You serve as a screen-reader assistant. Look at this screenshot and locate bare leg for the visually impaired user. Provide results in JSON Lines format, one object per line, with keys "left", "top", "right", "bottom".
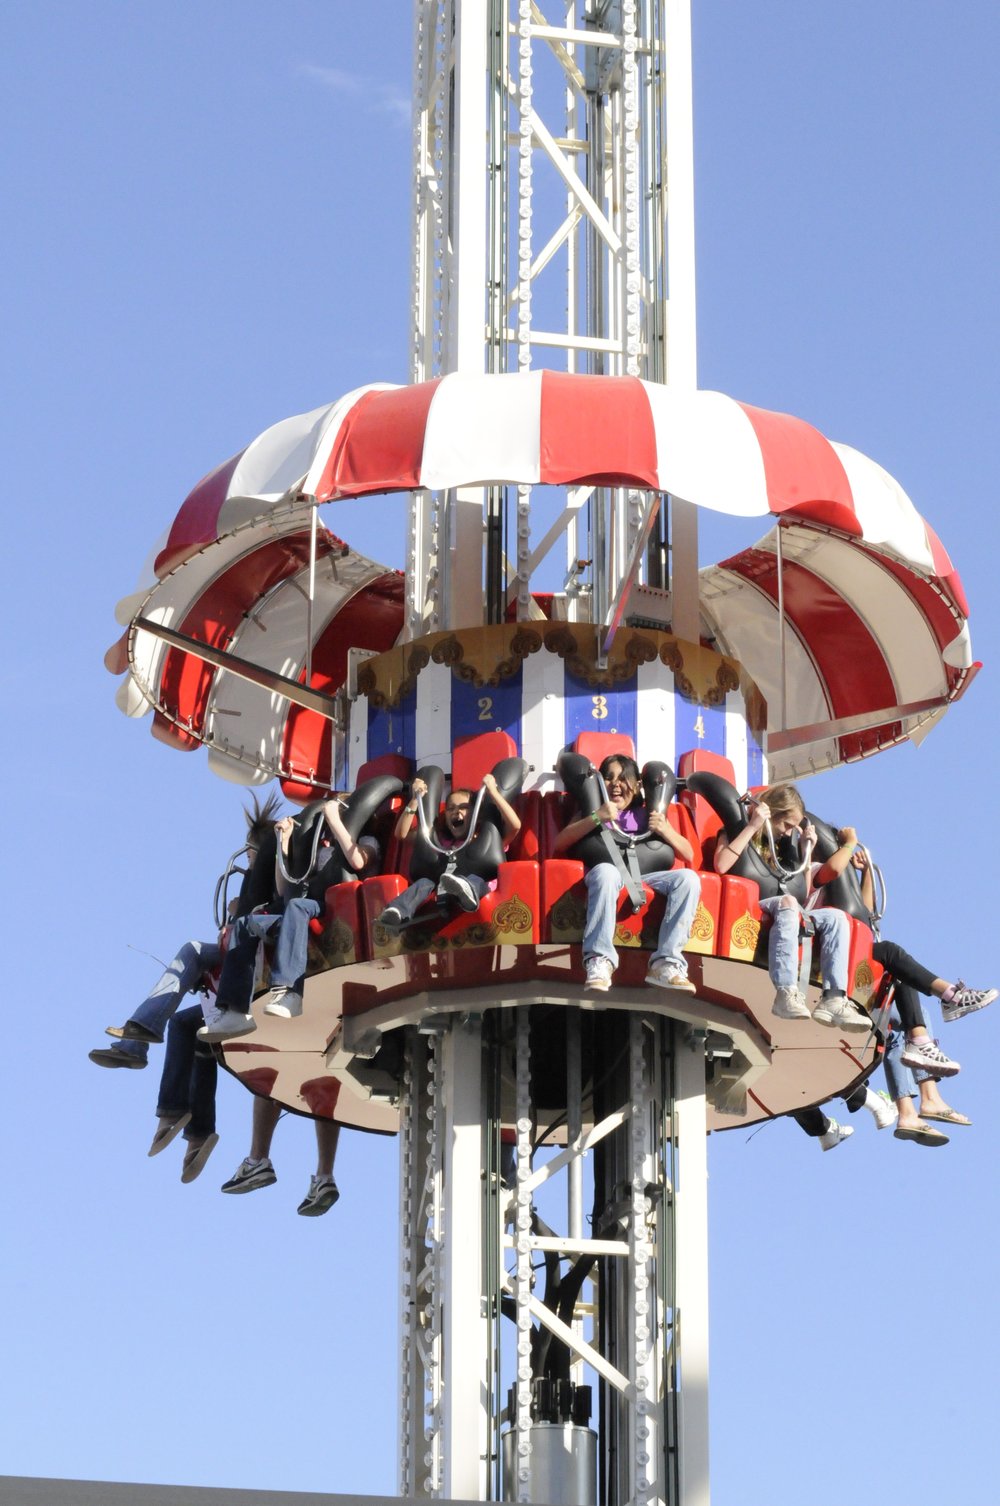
{"left": 315, "top": 1119, "right": 340, "bottom": 1178}
{"left": 249, "top": 1096, "right": 282, "bottom": 1161}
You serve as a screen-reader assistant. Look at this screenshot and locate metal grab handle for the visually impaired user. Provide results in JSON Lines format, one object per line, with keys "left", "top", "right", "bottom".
{"left": 214, "top": 845, "right": 253, "bottom": 931}
{"left": 415, "top": 783, "right": 487, "bottom": 856}
{"left": 592, "top": 770, "right": 657, "bottom": 845}
{"left": 275, "top": 811, "right": 328, "bottom": 887}
{"left": 762, "top": 820, "right": 815, "bottom": 879}
{"left": 856, "top": 842, "right": 887, "bottom": 933}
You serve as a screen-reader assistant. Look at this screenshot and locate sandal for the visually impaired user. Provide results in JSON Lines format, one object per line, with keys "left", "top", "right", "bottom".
{"left": 894, "top": 1122, "right": 949, "bottom": 1147}
{"left": 920, "top": 1108, "right": 972, "bottom": 1127}
{"left": 148, "top": 1112, "right": 192, "bottom": 1157}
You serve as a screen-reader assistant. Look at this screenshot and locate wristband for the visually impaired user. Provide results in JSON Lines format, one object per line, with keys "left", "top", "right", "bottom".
{"left": 590, "top": 811, "right": 602, "bottom": 827}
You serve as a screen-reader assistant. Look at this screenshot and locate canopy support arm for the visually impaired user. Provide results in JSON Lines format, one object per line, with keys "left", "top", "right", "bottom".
{"left": 133, "top": 617, "right": 340, "bottom": 719}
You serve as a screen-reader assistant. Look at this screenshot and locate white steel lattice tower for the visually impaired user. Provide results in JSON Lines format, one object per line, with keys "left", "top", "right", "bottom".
{"left": 398, "top": 6, "right": 711, "bottom": 1504}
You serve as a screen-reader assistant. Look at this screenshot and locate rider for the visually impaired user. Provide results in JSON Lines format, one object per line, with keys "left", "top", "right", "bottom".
{"left": 554, "top": 752, "right": 701, "bottom": 994}
{"left": 713, "top": 784, "right": 869, "bottom": 1029}
{"left": 377, "top": 772, "right": 521, "bottom": 932}
{"left": 201, "top": 796, "right": 379, "bottom": 1041}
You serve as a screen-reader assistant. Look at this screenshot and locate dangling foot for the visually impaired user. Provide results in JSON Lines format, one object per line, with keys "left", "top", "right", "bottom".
{"left": 180, "top": 1133, "right": 220, "bottom": 1183}
{"left": 297, "top": 1175, "right": 340, "bottom": 1216}
{"left": 148, "top": 1112, "right": 192, "bottom": 1156}
{"left": 819, "top": 1119, "right": 853, "bottom": 1152}
{"left": 900, "top": 1037, "right": 960, "bottom": 1078}
{"left": 772, "top": 986, "right": 810, "bottom": 1020}
{"left": 584, "top": 956, "right": 614, "bottom": 993}
{"left": 940, "top": 983, "right": 997, "bottom": 1024}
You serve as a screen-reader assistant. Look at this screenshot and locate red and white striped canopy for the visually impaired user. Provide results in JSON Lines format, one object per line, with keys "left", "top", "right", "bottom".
{"left": 108, "top": 372, "right": 976, "bottom": 787}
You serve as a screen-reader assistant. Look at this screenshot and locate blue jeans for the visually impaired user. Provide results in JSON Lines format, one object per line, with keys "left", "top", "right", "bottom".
{"left": 759, "top": 897, "right": 848, "bottom": 993}
{"left": 883, "top": 998, "right": 933, "bottom": 1101}
{"left": 215, "top": 897, "right": 321, "bottom": 1012}
{"left": 114, "top": 939, "right": 222, "bottom": 1063}
{"left": 391, "top": 874, "right": 488, "bottom": 919}
{"left": 155, "top": 1004, "right": 218, "bottom": 1139}
{"left": 582, "top": 864, "right": 701, "bottom": 976}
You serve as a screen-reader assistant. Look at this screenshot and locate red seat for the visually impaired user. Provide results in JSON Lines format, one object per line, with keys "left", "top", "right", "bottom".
{"left": 452, "top": 729, "right": 518, "bottom": 791}
{"left": 573, "top": 731, "right": 636, "bottom": 767}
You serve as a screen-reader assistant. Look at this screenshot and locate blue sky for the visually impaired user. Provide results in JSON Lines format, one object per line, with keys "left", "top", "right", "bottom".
{"left": 2, "top": 3, "right": 998, "bottom": 1502}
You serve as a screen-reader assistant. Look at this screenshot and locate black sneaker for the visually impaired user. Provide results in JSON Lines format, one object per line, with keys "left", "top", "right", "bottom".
{"left": 89, "top": 1045, "right": 146, "bottom": 1069}
{"left": 220, "top": 1156, "right": 277, "bottom": 1194}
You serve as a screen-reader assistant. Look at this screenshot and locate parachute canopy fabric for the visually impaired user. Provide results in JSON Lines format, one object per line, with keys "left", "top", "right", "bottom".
{"left": 108, "top": 372, "right": 975, "bottom": 788}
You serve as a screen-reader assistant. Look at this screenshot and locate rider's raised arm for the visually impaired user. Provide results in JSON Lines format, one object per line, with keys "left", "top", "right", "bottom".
{"left": 714, "top": 799, "right": 767, "bottom": 875}
{"left": 482, "top": 771, "right": 521, "bottom": 844}
{"left": 553, "top": 799, "right": 617, "bottom": 855}
{"left": 322, "top": 798, "right": 367, "bottom": 873}
{"left": 813, "top": 826, "right": 858, "bottom": 888}
{"left": 394, "top": 776, "right": 428, "bottom": 842}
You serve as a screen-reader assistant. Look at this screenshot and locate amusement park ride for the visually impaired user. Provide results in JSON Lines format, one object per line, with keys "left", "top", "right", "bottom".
{"left": 104, "top": 5, "right": 976, "bottom": 1505}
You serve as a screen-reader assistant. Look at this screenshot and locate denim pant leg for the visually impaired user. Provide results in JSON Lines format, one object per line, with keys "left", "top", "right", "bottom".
{"left": 582, "top": 864, "right": 624, "bottom": 967}
{"left": 646, "top": 869, "right": 701, "bottom": 975}
{"left": 188, "top": 1038, "right": 218, "bottom": 1140}
{"left": 883, "top": 998, "right": 932, "bottom": 1101}
{"left": 125, "top": 939, "right": 223, "bottom": 1057}
{"left": 760, "top": 897, "right": 799, "bottom": 988}
{"left": 215, "top": 912, "right": 280, "bottom": 1011}
{"left": 156, "top": 1005, "right": 201, "bottom": 1117}
{"left": 883, "top": 1027, "right": 916, "bottom": 1101}
{"left": 393, "top": 877, "right": 436, "bottom": 921}
{"left": 809, "top": 907, "right": 849, "bottom": 994}
{"left": 271, "top": 898, "right": 321, "bottom": 991}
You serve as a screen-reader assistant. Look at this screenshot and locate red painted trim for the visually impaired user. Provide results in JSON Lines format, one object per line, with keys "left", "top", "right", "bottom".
{"left": 737, "top": 403, "right": 860, "bottom": 535}
{"left": 921, "top": 516, "right": 970, "bottom": 619}
{"left": 719, "top": 549, "right": 898, "bottom": 761}
{"left": 314, "top": 380, "right": 443, "bottom": 500}
{"left": 154, "top": 449, "right": 246, "bottom": 577}
{"left": 540, "top": 372, "right": 659, "bottom": 488}
{"left": 158, "top": 531, "right": 335, "bottom": 736}
{"left": 280, "top": 573, "right": 404, "bottom": 798}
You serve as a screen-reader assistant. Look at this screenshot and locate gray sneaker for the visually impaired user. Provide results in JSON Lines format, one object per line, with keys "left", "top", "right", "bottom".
{"left": 941, "top": 984, "right": 997, "bottom": 1024}
{"left": 812, "top": 994, "right": 872, "bottom": 1032}
{"left": 262, "top": 987, "right": 303, "bottom": 1019}
{"left": 197, "top": 1010, "right": 257, "bottom": 1043}
{"left": 438, "top": 872, "right": 479, "bottom": 912}
{"left": 772, "top": 986, "right": 810, "bottom": 1020}
{"left": 220, "top": 1156, "right": 277, "bottom": 1194}
{"left": 900, "top": 1037, "right": 960, "bottom": 1078}
{"left": 584, "top": 956, "right": 614, "bottom": 992}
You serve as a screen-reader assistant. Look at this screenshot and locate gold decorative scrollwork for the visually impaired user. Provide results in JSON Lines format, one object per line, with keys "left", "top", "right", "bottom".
{"left": 493, "top": 895, "right": 533, "bottom": 936}
{"left": 312, "top": 918, "right": 356, "bottom": 967}
{"left": 550, "top": 891, "right": 587, "bottom": 936}
{"left": 691, "top": 903, "right": 715, "bottom": 943}
{"left": 730, "top": 911, "right": 761, "bottom": 955}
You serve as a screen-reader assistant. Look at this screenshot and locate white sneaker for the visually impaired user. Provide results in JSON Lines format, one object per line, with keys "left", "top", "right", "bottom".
{"left": 262, "top": 987, "right": 303, "bottom": 1019}
{"left": 584, "top": 956, "right": 614, "bottom": 992}
{"left": 812, "top": 994, "right": 872, "bottom": 1032}
{"left": 900, "top": 1037, "right": 960, "bottom": 1078}
{"left": 772, "top": 986, "right": 810, "bottom": 1020}
{"left": 870, "top": 1090, "right": 899, "bottom": 1131}
{"left": 819, "top": 1119, "right": 854, "bottom": 1152}
{"left": 646, "top": 960, "right": 696, "bottom": 993}
{"left": 197, "top": 1010, "right": 257, "bottom": 1043}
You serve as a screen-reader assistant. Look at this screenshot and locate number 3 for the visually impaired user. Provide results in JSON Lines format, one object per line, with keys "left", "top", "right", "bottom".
{"left": 592, "top": 694, "right": 608, "bottom": 721}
